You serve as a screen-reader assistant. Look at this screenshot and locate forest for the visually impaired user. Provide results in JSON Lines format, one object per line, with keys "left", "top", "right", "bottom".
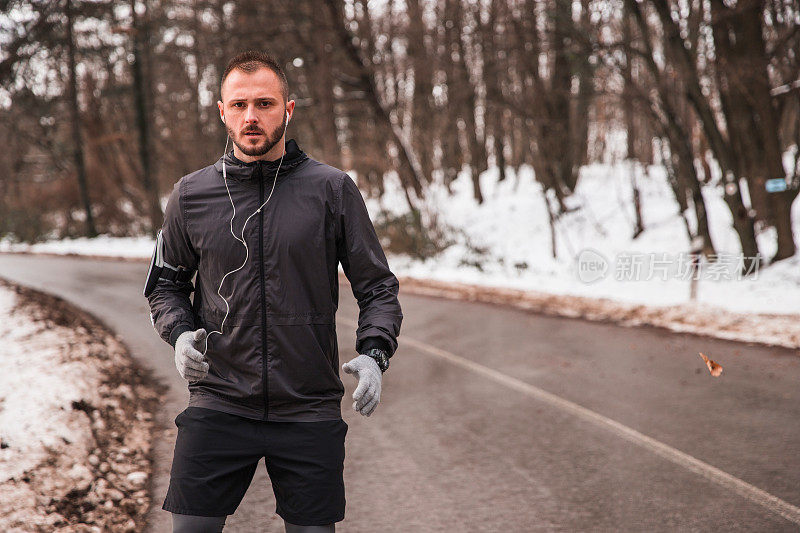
{"left": 1, "top": 0, "right": 799, "bottom": 271}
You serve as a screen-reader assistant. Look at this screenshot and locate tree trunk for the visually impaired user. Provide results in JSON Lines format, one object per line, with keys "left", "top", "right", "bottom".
{"left": 647, "top": 0, "right": 758, "bottom": 271}
{"left": 626, "top": 0, "right": 716, "bottom": 256}
{"left": 481, "top": 0, "right": 508, "bottom": 182}
{"left": 407, "top": 0, "right": 435, "bottom": 183}
{"left": 709, "top": 0, "right": 797, "bottom": 261}
{"left": 65, "top": 0, "right": 97, "bottom": 237}
{"left": 550, "top": 0, "right": 577, "bottom": 192}
{"left": 622, "top": 9, "right": 644, "bottom": 238}
{"left": 130, "top": 0, "right": 162, "bottom": 235}
{"left": 452, "top": 0, "right": 486, "bottom": 203}
{"left": 309, "top": 4, "right": 342, "bottom": 169}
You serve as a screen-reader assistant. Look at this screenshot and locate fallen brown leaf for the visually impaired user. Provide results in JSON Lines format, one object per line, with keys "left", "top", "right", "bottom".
{"left": 699, "top": 352, "right": 723, "bottom": 377}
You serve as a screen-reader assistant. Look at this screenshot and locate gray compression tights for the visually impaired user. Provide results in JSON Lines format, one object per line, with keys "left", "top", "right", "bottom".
{"left": 172, "top": 513, "right": 226, "bottom": 532}
{"left": 284, "top": 521, "right": 335, "bottom": 532}
{"left": 171, "top": 513, "right": 334, "bottom": 532}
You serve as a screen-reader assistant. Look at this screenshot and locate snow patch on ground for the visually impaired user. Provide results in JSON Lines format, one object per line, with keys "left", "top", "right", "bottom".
{"left": 0, "top": 281, "right": 161, "bottom": 532}
{"left": 0, "top": 235, "right": 155, "bottom": 259}
{"left": 0, "top": 288, "right": 99, "bottom": 483}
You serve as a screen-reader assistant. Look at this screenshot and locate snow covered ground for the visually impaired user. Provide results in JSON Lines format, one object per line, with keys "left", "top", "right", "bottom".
{"left": 0, "top": 281, "right": 159, "bottom": 531}
{"left": 3, "top": 160, "right": 798, "bottom": 317}
{"left": 0, "top": 286, "right": 100, "bottom": 492}
{"left": 376, "top": 160, "right": 800, "bottom": 316}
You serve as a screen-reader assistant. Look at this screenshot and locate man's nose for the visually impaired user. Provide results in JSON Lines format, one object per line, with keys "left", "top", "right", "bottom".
{"left": 244, "top": 104, "right": 258, "bottom": 123}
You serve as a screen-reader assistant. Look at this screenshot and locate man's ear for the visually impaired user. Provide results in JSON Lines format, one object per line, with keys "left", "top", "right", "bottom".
{"left": 217, "top": 100, "right": 224, "bottom": 124}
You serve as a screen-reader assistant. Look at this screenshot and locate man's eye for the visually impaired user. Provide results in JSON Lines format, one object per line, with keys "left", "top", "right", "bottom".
{"left": 233, "top": 102, "right": 244, "bottom": 107}
{"left": 260, "top": 102, "right": 271, "bottom": 106}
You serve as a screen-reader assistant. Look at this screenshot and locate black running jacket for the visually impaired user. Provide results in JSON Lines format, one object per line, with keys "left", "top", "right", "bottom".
{"left": 145, "top": 139, "right": 403, "bottom": 421}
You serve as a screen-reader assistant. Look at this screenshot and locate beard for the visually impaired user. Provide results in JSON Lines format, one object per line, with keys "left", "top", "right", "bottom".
{"left": 227, "top": 112, "right": 286, "bottom": 157}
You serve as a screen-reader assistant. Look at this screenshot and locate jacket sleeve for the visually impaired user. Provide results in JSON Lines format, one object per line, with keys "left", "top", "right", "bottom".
{"left": 145, "top": 178, "right": 200, "bottom": 348}
{"left": 336, "top": 173, "right": 403, "bottom": 357}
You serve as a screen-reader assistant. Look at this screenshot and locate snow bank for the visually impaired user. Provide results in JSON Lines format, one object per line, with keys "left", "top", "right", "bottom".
{"left": 0, "top": 280, "right": 161, "bottom": 532}
{"left": 0, "top": 286, "right": 99, "bottom": 485}
{"left": 0, "top": 235, "right": 155, "bottom": 259}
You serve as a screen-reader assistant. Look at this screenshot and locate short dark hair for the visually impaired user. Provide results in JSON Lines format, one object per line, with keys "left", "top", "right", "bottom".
{"left": 220, "top": 50, "right": 289, "bottom": 102}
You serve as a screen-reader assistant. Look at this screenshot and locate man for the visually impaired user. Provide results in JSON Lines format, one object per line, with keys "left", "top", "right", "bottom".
{"left": 144, "top": 50, "right": 403, "bottom": 533}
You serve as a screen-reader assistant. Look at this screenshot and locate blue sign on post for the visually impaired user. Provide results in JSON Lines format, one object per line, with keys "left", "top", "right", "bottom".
{"left": 766, "top": 178, "right": 788, "bottom": 193}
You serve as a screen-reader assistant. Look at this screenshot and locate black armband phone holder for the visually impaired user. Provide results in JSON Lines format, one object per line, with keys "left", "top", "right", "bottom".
{"left": 143, "top": 229, "right": 195, "bottom": 297}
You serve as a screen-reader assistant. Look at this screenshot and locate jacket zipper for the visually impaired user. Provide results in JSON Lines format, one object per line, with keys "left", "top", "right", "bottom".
{"left": 259, "top": 174, "right": 269, "bottom": 420}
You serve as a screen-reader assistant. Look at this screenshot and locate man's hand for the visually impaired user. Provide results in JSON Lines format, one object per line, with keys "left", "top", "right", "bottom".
{"left": 175, "top": 328, "right": 209, "bottom": 383}
{"left": 342, "top": 354, "right": 382, "bottom": 417}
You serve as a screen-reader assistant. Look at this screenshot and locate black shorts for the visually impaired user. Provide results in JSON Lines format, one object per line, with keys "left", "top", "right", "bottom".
{"left": 163, "top": 407, "right": 348, "bottom": 526}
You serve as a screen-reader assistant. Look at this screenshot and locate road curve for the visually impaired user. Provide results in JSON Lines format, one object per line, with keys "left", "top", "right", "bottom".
{"left": 1, "top": 252, "right": 799, "bottom": 532}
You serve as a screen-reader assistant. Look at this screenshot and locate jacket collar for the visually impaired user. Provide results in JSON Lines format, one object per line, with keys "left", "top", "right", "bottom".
{"left": 213, "top": 138, "right": 309, "bottom": 182}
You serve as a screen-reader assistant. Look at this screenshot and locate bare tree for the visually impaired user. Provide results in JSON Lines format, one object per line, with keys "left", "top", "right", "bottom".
{"left": 620, "top": 0, "right": 716, "bottom": 256}
{"left": 130, "top": 0, "right": 163, "bottom": 235}
{"left": 648, "top": 0, "right": 759, "bottom": 270}
{"left": 65, "top": 0, "right": 97, "bottom": 237}
{"left": 707, "top": 0, "right": 797, "bottom": 261}
{"left": 324, "top": 0, "right": 423, "bottom": 210}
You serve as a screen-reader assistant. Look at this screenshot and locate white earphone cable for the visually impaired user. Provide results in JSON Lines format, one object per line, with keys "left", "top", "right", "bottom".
{"left": 201, "top": 114, "right": 289, "bottom": 358}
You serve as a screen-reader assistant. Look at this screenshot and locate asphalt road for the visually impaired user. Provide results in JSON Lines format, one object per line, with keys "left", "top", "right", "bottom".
{"left": 1, "top": 252, "right": 799, "bottom": 532}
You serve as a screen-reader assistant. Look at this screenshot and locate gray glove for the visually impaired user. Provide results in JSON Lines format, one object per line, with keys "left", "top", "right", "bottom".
{"left": 174, "top": 328, "right": 209, "bottom": 383}
{"left": 342, "top": 354, "right": 382, "bottom": 416}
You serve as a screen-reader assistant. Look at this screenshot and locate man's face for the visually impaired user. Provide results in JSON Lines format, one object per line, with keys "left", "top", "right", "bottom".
{"left": 217, "top": 68, "right": 294, "bottom": 160}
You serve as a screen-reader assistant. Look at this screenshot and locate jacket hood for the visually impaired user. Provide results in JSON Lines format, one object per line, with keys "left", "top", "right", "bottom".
{"left": 213, "top": 138, "right": 309, "bottom": 182}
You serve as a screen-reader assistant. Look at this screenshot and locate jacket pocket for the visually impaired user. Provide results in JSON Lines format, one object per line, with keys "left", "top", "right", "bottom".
{"left": 268, "top": 318, "right": 344, "bottom": 401}
{"left": 193, "top": 310, "right": 263, "bottom": 400}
